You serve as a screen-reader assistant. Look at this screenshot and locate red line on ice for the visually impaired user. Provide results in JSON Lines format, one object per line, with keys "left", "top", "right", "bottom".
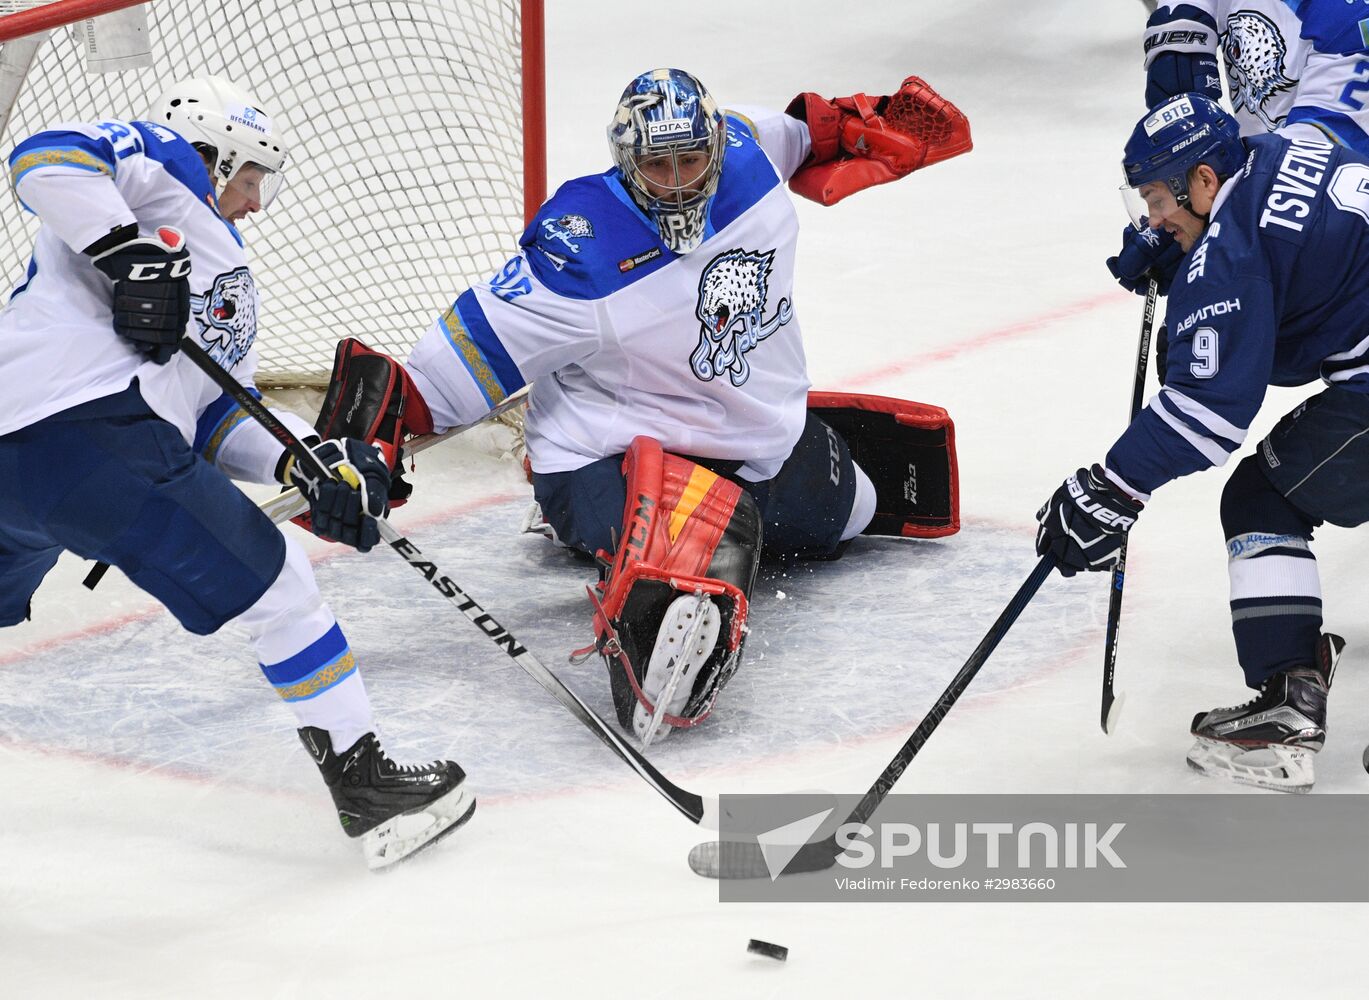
{"left": 840, "top": 290, "right": 1126, "bottom": 388}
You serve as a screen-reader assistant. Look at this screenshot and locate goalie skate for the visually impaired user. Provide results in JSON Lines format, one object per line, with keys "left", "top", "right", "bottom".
{"left": 634, "top": 592, "right": 721, "bottom": 746}
{"left": 1185, "top": 633, "right": 1343, "bottom": 794}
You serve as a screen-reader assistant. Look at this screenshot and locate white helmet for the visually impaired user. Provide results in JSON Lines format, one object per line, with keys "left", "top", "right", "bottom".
{"left": 149, "top": 76, "right": 288, "bottom": 209}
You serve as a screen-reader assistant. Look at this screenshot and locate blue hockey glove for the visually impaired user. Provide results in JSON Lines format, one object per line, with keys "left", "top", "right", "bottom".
{"left": 89, "top": 226, "right": 191, "bottom": 365}
{"left": 1145, "top": 51, "right": 1222, "bottom": 109}
{"left": 1035, "top": 465, "right": 1143, "bottom": 577}
{"left": 1142, "top": 4, "right": 1222, "bottom": 108}
{"left": 280, "top": 438, "right": 391, "bottom": 552}
{"left": 1106, "top": 221, "right": 1184, "bottom": 295}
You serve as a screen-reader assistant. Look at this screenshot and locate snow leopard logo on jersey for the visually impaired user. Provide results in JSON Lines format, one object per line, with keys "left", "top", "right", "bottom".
{"left": 1222, "top": 10, "right": 1297, "bottom": 130}
{"left": 190, "top": 267, "right": 257, "bottom": 369}
{"left": 690, "top": 248, "right": 793, "bottom": 388}
{"left": 542, "top": 214, "right": 594, "bottom": 253}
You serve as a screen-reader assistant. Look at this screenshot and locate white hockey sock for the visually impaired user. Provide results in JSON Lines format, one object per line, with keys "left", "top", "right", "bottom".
{"left": 841, "top": 463, "right": 878, "bottom": 541}
{"left": 234, "top": 539, "right": 376, "bottom": 752}
{"left": 1227, "top": 531, "right": 1323, "bottom": 683}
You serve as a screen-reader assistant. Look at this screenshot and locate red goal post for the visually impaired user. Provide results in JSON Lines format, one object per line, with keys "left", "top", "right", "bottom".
{"left": 0, "top": 0, "right": 546, "bottom": 387}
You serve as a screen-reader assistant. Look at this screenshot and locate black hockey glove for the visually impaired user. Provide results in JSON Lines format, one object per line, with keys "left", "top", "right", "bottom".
{"left": 278, "top": 438, "right": 392, "bottom": 552}
{"left": 1106, "top": 221, "right": 1184, "bottom": 296}
{"left": 1035, "top": 465, "right": 1143, "bottom": 577}
{"left": 88, "top": 226, "right": 191, "bottom": 365}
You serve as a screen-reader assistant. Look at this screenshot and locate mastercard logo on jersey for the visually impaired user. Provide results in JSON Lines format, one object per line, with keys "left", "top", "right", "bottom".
{"left": 619, "top": 247, "right": 663, "bottom": 272}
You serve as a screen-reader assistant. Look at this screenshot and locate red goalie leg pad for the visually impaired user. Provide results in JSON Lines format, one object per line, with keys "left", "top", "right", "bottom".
{"left": 313, "top": 337, "right": 433, "bottom": 472}
{"left": 787, "top": 75, "right": 971, "bottom": 206}
{"left": 588, "top": 437, "right": 762, "bottom": 732}
{"left": 809, "top": 390, "right": 959, "bottom": 538}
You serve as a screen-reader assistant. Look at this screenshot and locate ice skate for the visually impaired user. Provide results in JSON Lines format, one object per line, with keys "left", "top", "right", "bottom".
{"left": 299, "top": 727, "right": 476, "bottom": 870}
{"left": 633, "top": 592, "right": 722, "bottom": 746}
{"left": 1186, "top": 634, "right": 1343, "bottom": 793}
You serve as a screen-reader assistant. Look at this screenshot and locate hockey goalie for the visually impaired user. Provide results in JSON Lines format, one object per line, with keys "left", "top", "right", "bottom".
{"left": 312, "top": 68, "right": 969, "bottom": 744}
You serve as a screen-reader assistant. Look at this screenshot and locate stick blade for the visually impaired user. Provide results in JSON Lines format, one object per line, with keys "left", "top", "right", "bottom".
{"left": 1102, "top": 692, "right": 1126, "bottom": 735}
{"left": 687, "top": 837, "right": 838, "bottom": 880}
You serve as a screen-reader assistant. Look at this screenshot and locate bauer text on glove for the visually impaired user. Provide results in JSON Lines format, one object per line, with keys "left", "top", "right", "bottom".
{"left": 1035, "top": 465, "right": 1143, "bottom": 577}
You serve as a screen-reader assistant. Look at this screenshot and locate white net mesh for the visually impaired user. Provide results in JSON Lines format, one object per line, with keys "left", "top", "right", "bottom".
{"left": 0, "top": 0, "right": 530, "bottom": 386}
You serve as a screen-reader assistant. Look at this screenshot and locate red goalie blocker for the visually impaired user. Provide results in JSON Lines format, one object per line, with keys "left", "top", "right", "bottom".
{"left": 809, "top": 390, "right": 959, "bottom": 538}
{"left": 585, "top": 437, "right": 762, "bottom": 734}
{"left": 292, "top": 337, "right": 435, "bottom": 533}
{"left": 314, "top": 337, "right": 434, "bottom": 471}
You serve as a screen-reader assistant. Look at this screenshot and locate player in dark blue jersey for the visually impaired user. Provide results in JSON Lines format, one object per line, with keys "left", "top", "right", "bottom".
{"left": 1036, "top": 93, "right": 1369, "bottom": 792}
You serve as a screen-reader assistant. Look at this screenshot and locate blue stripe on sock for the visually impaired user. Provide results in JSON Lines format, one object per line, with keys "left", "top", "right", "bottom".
{"left": 261, "top": 623, "right": 348, "bottom": 686}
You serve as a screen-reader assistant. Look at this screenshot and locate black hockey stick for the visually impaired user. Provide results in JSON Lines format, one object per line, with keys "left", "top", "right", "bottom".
{"left": 85, "top": 378, "right": 531, "bottom": 586}
{"left": 177, "top": 336, "right": 719, "bottom": 827}
{"left": 689, "top": 554, "right": 1056, "bottom": 879}
{"left": 1099, "top": 277, "right": 1157, "bottom": 734}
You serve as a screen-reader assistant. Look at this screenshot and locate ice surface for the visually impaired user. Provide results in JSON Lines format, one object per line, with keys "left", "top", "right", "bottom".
{"left": 0, "top": 502, "right": 1102, "bottom": 799}
{"left": 4, "top": 2, "right": 1368, "bottom": 997}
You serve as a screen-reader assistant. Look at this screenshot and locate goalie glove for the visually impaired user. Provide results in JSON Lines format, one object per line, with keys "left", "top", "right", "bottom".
{"left": 87, "top": 225, "right": 191, "bottom": 365}
{"left": 1035, "top": 465, "right": 1144, "bottom": 577}
{"left": 785, "top": 75, "right": 971, "bottom": 206}
{"left": 276, "top": 438, "right": 391, "bottom": 553}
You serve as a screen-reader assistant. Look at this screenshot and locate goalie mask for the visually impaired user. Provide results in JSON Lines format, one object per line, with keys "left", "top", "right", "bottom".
{"left": 150, "top": 76, "right": 289, "bottom": 213}
{"left": 608, "top": 68, "right": 726, "bottom": 254}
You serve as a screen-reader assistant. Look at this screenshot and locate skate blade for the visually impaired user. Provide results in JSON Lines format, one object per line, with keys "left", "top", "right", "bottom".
{"left": 1185, "top": 737, "right": 1316, "bottom": 794}
{"left": 634, "top": 594, "right": 721, "bottom": 747}
{"left": 364, "top": 784, "right": 477, "bottom": 871}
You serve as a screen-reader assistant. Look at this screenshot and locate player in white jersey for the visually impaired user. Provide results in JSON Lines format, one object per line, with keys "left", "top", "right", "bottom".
{"left": 0, "top": 77, "right": 473, "bottom": 869}
{"left": 311, "top": 69, "right": 970, "bottom": 745}
{"left": 1111, "top": 1, "right": 1369, "bottom": 293}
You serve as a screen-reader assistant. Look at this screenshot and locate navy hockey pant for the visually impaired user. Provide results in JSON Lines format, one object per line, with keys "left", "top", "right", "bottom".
{"left": 0, "top": 381, "right": 286, "bottom": 634}
{"left": 1221, "top": 385, "right": 1369, "bottom": 686}
{"left": 532, "top": 412, "right": 859, "bottom": 559}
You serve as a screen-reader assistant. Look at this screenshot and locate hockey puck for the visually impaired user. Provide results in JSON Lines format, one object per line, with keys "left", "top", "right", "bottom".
{"left": 747, "top": 939, "right": 788, "bottom": 962}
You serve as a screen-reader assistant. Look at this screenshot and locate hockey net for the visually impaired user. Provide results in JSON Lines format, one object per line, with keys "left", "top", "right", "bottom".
{"left": 0, "top": 0, "right": 545, "bottom": 388}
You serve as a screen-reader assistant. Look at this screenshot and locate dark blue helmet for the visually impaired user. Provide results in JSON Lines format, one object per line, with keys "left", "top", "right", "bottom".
{"left": 1121, "top": 93, "right": 1244, "bottom": 222}
{"left": 607, "top": 68, "right": 725, "bottom": 254}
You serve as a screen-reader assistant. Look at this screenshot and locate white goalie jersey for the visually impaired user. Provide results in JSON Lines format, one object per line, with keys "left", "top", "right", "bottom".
{"left": 1146, "top": 1, "right": 1369, "bottom": 154}
{"left": 407, "top": 106, "right": 815, "bottom": 480}
{"left": 0, "top": 118, "right": 311, "bottom": 480}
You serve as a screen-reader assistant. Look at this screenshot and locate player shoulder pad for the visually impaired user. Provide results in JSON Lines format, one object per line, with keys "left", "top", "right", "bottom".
{"left": 1294, "top": 3, "right": 1369, "bottom": 56}
{"left": 129, "top": 119, "right": 220, "bottom": 206}
{"left": 723, "top": 110, "right": 760, "bottom": 143}
{"left": 520, "top": 171, "right": 672, "bottom": 298}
